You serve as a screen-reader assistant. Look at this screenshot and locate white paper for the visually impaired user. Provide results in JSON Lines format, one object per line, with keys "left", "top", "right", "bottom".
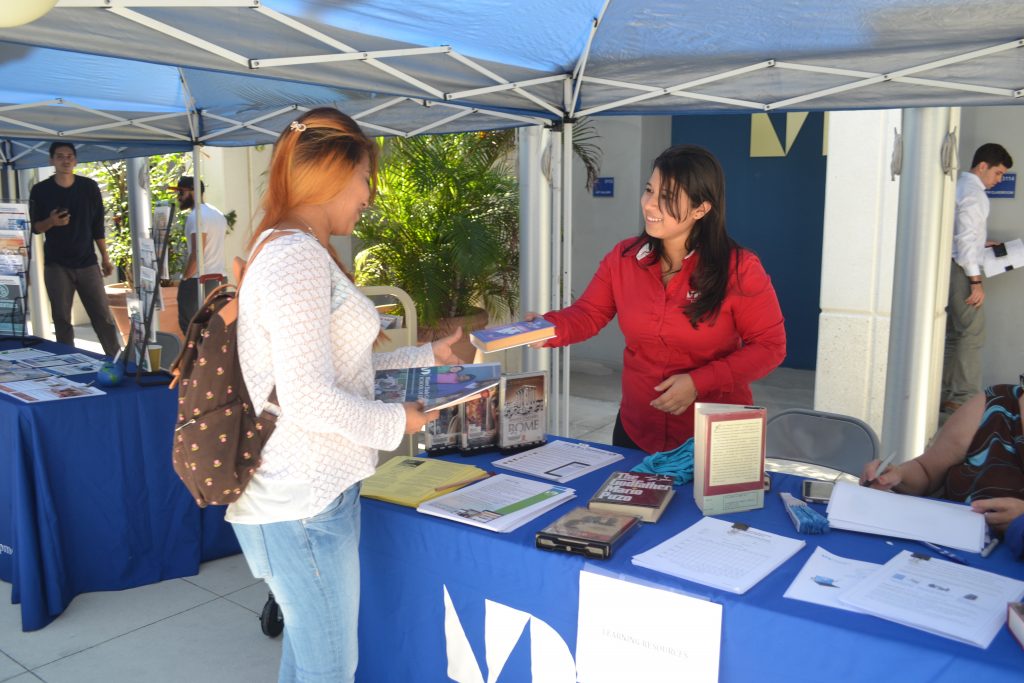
{"left": 783, "top": 546, "right": 880, "bottom": 613}
{"left": 416, "top": 474, "right": 575, "bottom": 532}
{"left": 826, "top": 480, "right": 987, "bottom": 552}
{"left": 982, "top": 238, "right": 1024, "bottom": 278}
{"left": 576, "top": 570, "right": 721, "bottom": 683}
{"left": 632, "top": 516, "right": 805, "bottom": 594}
{"left": 139, "top": 265, "right": 157, "bottom": 288}
{"left": 839, "top": 550, "right": 1024, "bottom": 648}
{"left": 492, "top": 439, "right": 623, "bottom": 483}
{"left": 0, "top": 348, "right": 54, "bottom": 361}
{"left": 0, "top": 376, "right": 105, "bottom": 403}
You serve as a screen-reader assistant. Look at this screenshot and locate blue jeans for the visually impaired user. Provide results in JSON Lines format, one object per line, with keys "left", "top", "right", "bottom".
{"left": 232, "top": 485, "right": 361, "bottom": 683}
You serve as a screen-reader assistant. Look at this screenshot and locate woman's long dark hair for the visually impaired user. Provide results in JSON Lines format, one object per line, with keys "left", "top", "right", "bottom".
{"left": 623, "top": 144, "right": 739, "bottom": 327}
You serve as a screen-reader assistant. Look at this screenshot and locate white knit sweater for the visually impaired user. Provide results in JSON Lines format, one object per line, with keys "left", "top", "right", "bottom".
{"left": 226, "top": 232, "right": 434, "bottom": 523}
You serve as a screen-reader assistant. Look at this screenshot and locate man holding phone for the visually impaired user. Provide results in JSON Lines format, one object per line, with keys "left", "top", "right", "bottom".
{"left": 29, "top": 142, "right": 121, "bottom": 356}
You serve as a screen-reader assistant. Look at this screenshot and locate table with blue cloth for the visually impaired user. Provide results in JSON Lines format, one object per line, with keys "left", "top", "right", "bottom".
{"left": 0, "top": 339, "right": 239, "bottom": 631}
{"left": 357, "top": 438, "right": 1024, "bottom": 682}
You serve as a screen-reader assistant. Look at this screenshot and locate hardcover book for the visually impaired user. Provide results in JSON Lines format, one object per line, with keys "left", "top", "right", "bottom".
{"left": 588, "top": 471, "right": 675, "bottom": 523}
{"left": 693, "top": 403, "right": 767, "bottom": 515}
{"left": 498, "top": 370, "right": 547, "bottom": 449}
{"left": 374, "top": 363, "right": 501, "bottom": 412}
{"left": 470, "top": 318, "right": 556, "bottom": 353}
{"left": 535, "top": 506, "right": 641, "bottom": 560}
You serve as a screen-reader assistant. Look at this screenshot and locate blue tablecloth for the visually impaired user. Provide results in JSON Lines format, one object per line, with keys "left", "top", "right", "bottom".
{"left": 0, "top": 339, "right": 239, "bottom": 630}
{"left": 357, "top": 440, "right": 1024, "bottom": 682}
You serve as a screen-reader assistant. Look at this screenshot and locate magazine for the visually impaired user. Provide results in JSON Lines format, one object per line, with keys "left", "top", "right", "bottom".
{"left": 374, "top": 363, "right": 502, "bottom": 412}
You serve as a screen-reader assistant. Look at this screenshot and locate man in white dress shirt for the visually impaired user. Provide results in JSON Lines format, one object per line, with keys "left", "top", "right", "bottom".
{"left": 172, "top": 175, "right": 228, "bottom": 333}
{"left": 941, "top": 143, "right": 1013, "bottom": 413}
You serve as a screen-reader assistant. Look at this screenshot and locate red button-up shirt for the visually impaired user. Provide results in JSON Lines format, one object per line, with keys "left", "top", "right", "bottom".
{"left": 544, "top": 238, "right": 786, "bottom": 453}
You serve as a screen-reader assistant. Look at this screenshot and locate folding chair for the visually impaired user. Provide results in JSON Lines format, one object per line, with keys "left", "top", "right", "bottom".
{"left": 359, "top": 285, "right": 421, "bottom": 460}
{"left": 765, "top": 408, "right": 879, "bottom": 477}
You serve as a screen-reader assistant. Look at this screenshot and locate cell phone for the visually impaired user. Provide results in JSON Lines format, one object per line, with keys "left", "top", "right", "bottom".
{"left": 56, "top": 207, "right": 70, "bottom": 218}
{"left": 801, "top": 479, "right": 834, "bottom": 504}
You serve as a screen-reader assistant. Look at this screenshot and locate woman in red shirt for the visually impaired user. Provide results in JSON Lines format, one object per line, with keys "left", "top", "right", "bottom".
{"left": 539, "top": 145, "right": 786, "bottom": 453}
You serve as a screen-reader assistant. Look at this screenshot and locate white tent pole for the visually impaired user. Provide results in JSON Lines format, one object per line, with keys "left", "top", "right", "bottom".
{"left": 517, "top": 125, "right": 551, "bottom": 380}
{"left": 548, "top": 127, "right": 562, "bottom": 436}
{"left": 880, "top": 107, "right": 956, "bottom": 463}
{"left": 560, "top": 116, "right": 574, "bottom": 439}
{"left": 192, "top": 145, "right": 205, "bottom": 314}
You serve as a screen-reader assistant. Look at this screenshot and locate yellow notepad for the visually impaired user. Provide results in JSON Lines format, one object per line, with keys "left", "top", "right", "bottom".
{"left": 360, "top": 456, "right": 490, "bottom": 507}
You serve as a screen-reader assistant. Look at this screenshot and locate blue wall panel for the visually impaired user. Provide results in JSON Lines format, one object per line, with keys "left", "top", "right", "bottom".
{"left": 670, "top": 113, "right": 826, "bottom": 370}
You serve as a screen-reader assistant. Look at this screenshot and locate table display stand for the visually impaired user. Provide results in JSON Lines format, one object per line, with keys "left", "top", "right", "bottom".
{"left": 0, "top": 200, "right": 41, "bottom": 347}
{"left": 126, "top": 204, "right": 176, "bottom": 386}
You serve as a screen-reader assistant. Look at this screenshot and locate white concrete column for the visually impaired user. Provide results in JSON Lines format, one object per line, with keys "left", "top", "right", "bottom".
{"left": 815, "top": 109, "right": 902, "bottom": 435}
{"left": 881, "top": 107, "right": 957, "bottom": 461}
{"left": 517, "top": 125, "right": 551, "bottom": 377}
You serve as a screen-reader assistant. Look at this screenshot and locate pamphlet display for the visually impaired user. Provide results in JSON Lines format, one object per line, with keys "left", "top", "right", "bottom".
{"left": 589, "top": 470, "right": 674, "bottom": 522}
{"left": 0, "top": 203, "right": 31, "bottom": 339}
{"left": 374, "top": 362, "right": 502, "bottom": 412}
{"left": 535, "top": 507, "right": 640, "bottom": 559}
{"left": 0, "top": 349, "right": 106, "bottom": 402}
{"left": 498, "top": 370, "right": 547, "bottom": 449}
{"left": 693, "top": 403, "right": 767, "bottom": 515}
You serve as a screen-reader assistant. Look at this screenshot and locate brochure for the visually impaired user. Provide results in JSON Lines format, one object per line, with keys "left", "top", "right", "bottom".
{"left": 416, "top": 473, "right": 575, "bottom": 533}
{"left": 0, "top": 376, "right": 106, "bottom": 403}
{"left": 374, "top": 363, "right": 502, "bottom": 412}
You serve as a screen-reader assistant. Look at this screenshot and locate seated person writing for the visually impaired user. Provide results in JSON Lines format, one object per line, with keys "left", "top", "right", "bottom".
{"left": 862, "top": 382, "right": 1024, "bottom": 558}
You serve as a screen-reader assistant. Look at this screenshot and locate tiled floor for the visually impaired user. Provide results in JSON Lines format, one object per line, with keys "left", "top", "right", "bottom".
{"left": 1, "top": 327, "right": 814, "bottom": 682}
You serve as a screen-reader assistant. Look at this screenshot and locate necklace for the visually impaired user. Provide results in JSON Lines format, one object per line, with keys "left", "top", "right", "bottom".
{"left": 288, "top": 216, "right": 321, "bottom": 241}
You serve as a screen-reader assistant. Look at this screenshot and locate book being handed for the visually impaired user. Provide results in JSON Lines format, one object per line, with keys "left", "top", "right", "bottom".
{"left": 470, "top": 318, "right": 556, "bottom": 353}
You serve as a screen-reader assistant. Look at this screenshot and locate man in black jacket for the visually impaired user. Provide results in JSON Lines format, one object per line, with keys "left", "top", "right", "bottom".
{"left": 29, "top": 142, "right": 120, "bottom": 356}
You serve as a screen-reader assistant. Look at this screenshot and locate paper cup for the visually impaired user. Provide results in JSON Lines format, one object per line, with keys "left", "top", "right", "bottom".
{"left": 147, "top": 343, "right": 162, "bottom": 371}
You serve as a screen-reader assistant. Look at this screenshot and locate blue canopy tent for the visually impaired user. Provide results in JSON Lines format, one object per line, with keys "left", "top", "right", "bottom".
{"left": 1, "top": 0, "right": 1023, "bottom": 449}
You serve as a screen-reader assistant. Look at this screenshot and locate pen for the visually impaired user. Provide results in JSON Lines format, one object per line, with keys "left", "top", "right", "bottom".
{"left": 862, "top": 450, "right": 898, "bottom": 487}
{"left": 980, "top": 537, "right": 1000, "bottom": 558}
{"left": 920, "top": 540, "right": 969, "bottom": 566}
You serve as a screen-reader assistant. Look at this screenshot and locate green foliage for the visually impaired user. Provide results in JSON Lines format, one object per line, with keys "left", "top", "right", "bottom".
{"left": 354, "top": 131, "right": 520, "bottom": 329}
{"left": 80, "top": 153, "right": 236, "bottom": 286}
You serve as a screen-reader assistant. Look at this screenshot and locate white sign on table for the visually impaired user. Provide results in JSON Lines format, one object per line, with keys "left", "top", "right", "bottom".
{"left": 575, "top": 569, "right": 722, "bottom": 683}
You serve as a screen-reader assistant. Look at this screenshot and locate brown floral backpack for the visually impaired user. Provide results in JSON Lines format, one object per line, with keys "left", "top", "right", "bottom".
{"left": 168, "top": 232, "right": 288, "bottom": 507}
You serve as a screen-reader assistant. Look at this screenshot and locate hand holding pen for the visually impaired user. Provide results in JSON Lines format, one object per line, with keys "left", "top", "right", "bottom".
{"left": 861, "top": 451, "right": 898, "bottom": 488}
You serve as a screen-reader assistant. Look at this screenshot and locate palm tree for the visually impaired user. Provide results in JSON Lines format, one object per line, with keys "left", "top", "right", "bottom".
{"left": 354, "top": 130, "right": 520, "bottom": 329}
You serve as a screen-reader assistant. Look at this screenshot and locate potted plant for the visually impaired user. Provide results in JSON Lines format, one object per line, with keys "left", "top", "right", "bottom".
{"left": 354, "top": 130, "right": 520, "bottom": 360}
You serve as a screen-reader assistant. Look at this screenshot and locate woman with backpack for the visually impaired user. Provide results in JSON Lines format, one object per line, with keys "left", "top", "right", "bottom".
{"left": 227, "top": 107, "right": 461, "bottom": 682}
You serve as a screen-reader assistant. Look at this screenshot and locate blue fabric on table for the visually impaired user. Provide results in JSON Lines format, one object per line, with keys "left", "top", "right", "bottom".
{"left": 0, "top": 340, "right": 239, "bottom": 630}
{"left": 357, "top": 437, "right": 1024, "bottom": 683}
{"left": 1006, "top": 513, "right": 1024, "bottom": 559}
{"left": 630, "top": 437, "right": 694, "bottom": 484}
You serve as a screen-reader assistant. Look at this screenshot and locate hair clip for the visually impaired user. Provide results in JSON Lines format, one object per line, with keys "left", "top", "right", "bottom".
{"left": 289, "top": 121, "right": 307, "bottom": 133}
